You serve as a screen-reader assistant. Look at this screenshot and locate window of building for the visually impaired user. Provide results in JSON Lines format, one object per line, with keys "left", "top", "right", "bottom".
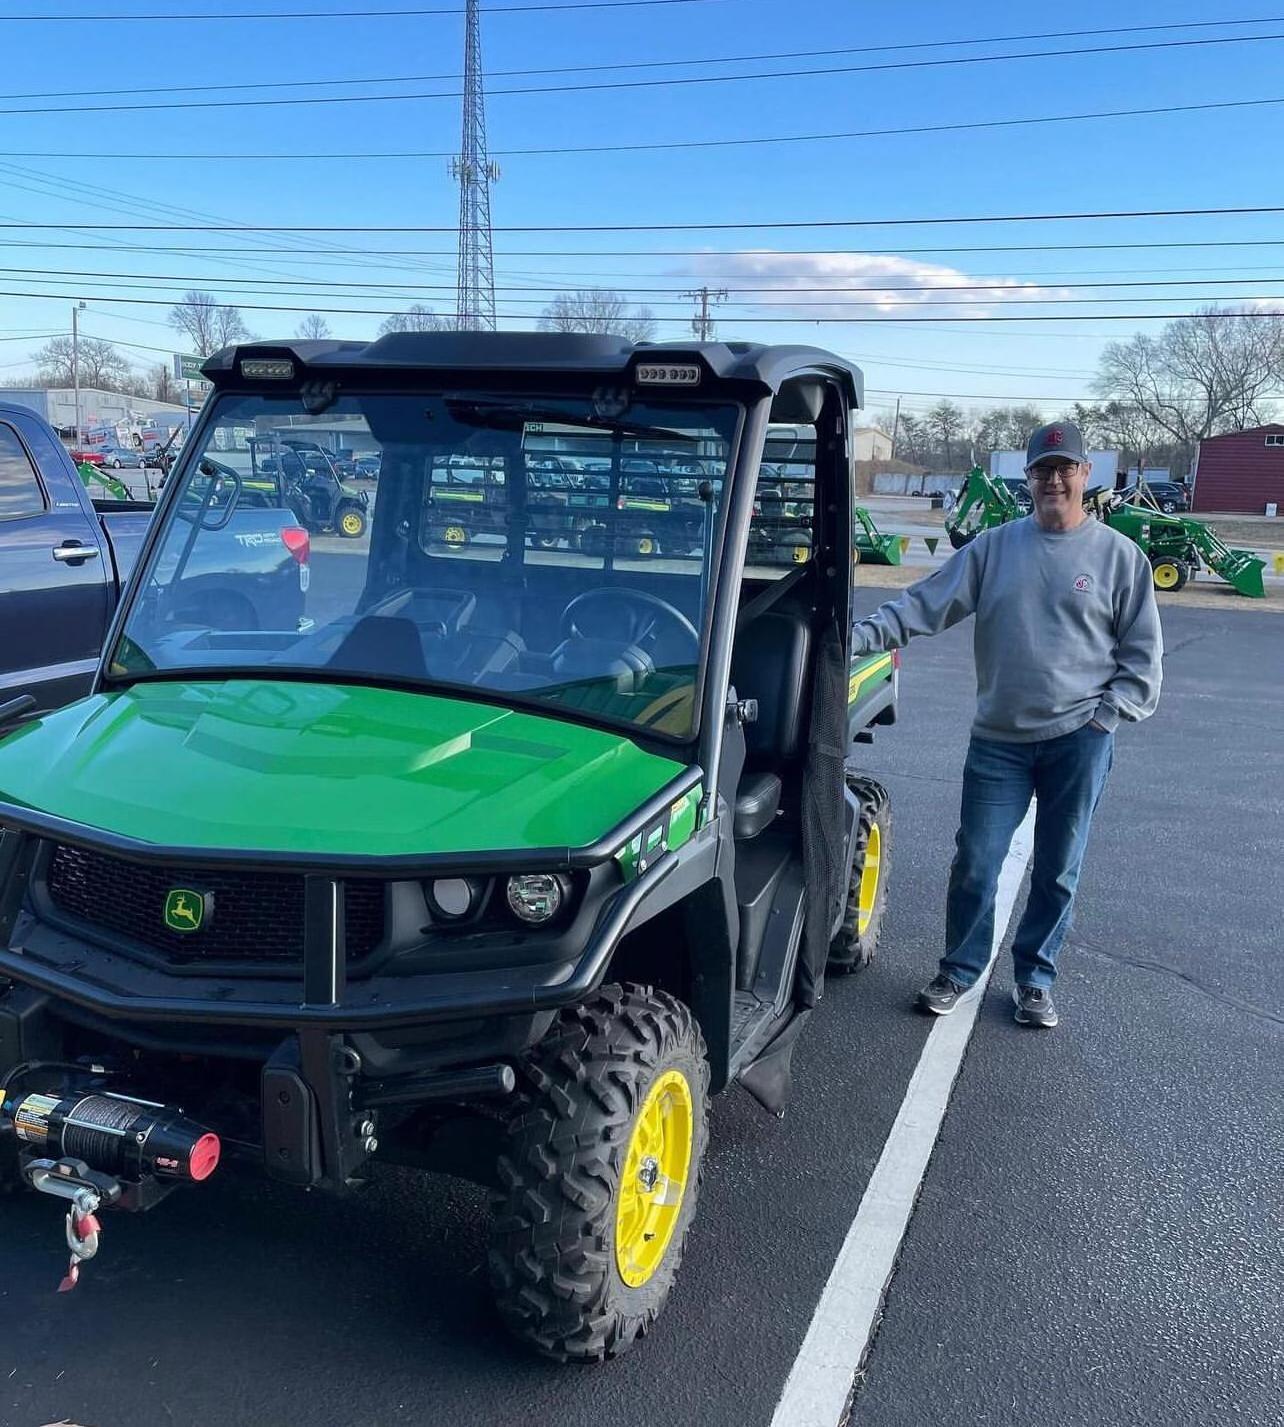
{"left": 1265, "top": 434, "right": 1284, "bottom": 447}
{"left": 0, "top": 423, "right": 45, "bottom": 520}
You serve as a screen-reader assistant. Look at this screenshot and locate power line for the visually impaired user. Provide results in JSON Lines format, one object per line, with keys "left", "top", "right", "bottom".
{"left": 0, "top": 0, "right": 745, "bottom": 22}
{"left": 2, "top": 238, "right": 1282, "bottom": 260}
{"left": 3, "top": 285, "right": 1282, "bottom": 323}
{"left": 6, "top": 16, "right": 1282, "bottom": 102}
{"left": 10, "top": 93, "right": 1284, "bottom": 164}
{"left": 3, "top": 32, "right": 1283, "bottom": 118}
{"left": 10, "top": 275, "right": 1278, "bottom": 309}
{"left": 2, "top": 204, "right": 1283, "bottom": 234}
{"left": 10, "top": 263, "right": 1284, "bottom": 297}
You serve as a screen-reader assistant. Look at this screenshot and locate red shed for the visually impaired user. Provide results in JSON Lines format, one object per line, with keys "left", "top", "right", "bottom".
{"left": 1191, "top": 424, "right": 1284, "bottom": 514}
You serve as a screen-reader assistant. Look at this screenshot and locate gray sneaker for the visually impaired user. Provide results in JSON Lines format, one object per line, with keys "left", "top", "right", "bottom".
{"left": 917, "top": 974, "right": 967, "bottom": 1016}
{"left": 1013, "top": 985, "right": 1058, "bottom": 1028}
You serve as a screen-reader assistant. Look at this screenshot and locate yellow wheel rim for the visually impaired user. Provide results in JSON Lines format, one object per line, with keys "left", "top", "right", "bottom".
{"left": 1153, "top": 562, "right": 1179, "bottom": 589}
{"left": 615, "top": 1069, "right": 694, "bottom": 1288}
{"left": 857, "top": 822, "right": 882, "bottom": 937}
{"left": 341, "top": 511, "right": 363, "bottom": 536}
{"left": 791, "top": 543, "right": 810, "bottom": 565}
{"left": 444, "top": 524, "right": 467, "bottom": 546}
{"left": 637, "top": 536, "right": 655, "bottom": 556}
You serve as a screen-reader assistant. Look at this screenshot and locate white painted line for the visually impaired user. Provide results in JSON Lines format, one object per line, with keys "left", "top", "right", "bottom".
{"left": 770, "top": 804, "right": 1037, "bottom": 1427}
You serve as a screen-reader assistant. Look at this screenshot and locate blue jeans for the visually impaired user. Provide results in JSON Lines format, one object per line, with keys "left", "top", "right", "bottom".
{"left": 941, "top": 723, "right": 1115, "bottom": 991}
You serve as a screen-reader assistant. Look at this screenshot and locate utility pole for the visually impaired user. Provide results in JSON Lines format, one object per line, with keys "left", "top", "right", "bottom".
{"left": 451, "top": 0, "right": 499, "bottom": 331}
{"left": 71, "top": 300, "right": 86, "bottom": 446}
{"left": 681, "top": 286, "right": 727, "bottom": 341}
{"left": 890, "top": 394, "right": 902, "bottom": 459}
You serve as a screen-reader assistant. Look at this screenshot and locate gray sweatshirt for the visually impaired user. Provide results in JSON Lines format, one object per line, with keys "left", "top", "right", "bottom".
{"left": 853, "top": 516, "right": 1163, "bottom": 742}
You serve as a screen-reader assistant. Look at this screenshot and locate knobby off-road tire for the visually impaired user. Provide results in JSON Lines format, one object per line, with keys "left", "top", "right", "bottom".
{"left": 827, "top": 774, "right": 892, "bottom": 975}
{"left": 488, "top": 984, "right": 710, "bottom": 1364}
{"left": 1150, "top": 555, "right": 1190, "bottom": 592}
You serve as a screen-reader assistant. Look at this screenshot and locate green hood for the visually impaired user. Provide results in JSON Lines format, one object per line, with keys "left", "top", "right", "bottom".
{"left": 0, "top": 681, "right": 686, "bottom": 856}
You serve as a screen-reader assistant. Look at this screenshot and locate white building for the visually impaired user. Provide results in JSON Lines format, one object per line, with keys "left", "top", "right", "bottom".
{"left": 0, "top": 386, "right": 194, "bottom": 441}
{"left": 853, "top": 426, "right": 894, "bottom": 463}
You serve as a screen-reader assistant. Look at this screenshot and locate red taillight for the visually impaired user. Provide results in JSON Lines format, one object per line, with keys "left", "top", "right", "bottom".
{"left": 616, "top": 495, "right": 627, "bottom": 510}
{"left": 892, "top": 648, "right": 902, "bottom": 668}
{"left": 281, "top": 525, "right": 310, "bottom": 564}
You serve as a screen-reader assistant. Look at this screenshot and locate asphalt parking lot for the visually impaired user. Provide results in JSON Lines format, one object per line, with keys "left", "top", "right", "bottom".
{"left": 1, "top": 590, "right": 1280, "bottom": 1427}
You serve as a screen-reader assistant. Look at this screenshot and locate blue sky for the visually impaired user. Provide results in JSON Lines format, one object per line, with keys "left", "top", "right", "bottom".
{"left": 0, "top": 0, "right": 1281, "bottom": 427}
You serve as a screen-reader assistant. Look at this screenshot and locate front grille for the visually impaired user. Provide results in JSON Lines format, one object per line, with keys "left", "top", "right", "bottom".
{"left": 45, "top": 843, "right": 385, "bottom": 966}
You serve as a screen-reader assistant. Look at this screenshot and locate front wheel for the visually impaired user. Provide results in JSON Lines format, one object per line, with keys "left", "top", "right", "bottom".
{"left": 828, "top": 775, "right": 891, "bottom": 975}
{"left": 337, "top": 504, "right": 367, "bottom": 539}
{"left": 489, "top": 984, "right": 710, "bottom": 1363}
{"left": 1150, "top": 555, "right": 1189, "bottom": 591}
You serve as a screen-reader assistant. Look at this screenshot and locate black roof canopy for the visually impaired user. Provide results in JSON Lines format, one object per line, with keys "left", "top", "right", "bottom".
{"left": 202, "top": 330, "right": 863, "bottom": 408}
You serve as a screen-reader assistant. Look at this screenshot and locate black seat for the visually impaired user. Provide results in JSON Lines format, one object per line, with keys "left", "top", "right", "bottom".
{"left": 728, "top": 610, "right": 812, "bottom": 837}
{"left": 328, "top": 615, "right": 430, "bottom": 682}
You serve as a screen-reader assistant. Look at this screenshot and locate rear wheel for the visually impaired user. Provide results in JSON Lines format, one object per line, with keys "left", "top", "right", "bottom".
{"left": 437, "top": 521, "right": 469, "bottom": 550}
{"left": 489, "top": 984, "right": 710, "bottom": 1363}
{"left": 780, "top": 531, "right": 812, "bottom": 565}
{"left": 1150, "top": 555, "right": 1189, "bottom": 591}
{"left": 828, "top": 775, "right": 891, "bottom": 975}
{"left": 338, "top": 505, "right": 367, "bottom": 539}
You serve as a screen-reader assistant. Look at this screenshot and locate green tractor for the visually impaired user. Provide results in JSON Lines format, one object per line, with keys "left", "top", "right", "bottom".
{"left": 0, "top": 333, "right": 897, "bottom": 1363}
{"left": 945, "top": 465, "right": 1266, "bottom": 597}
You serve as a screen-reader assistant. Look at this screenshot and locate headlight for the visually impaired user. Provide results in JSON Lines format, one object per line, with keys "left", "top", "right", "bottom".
{"left": 426, "top": 876, "right": 483, "bottom": 921}
{"left": 506, "top": 873, "right": 566, "bottom": 926}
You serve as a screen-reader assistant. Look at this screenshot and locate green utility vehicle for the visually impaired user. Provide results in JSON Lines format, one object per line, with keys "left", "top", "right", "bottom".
{"left": 945, "top": 465, "right": 1266, "bottom": 597}
{"left": 0, "top": 334, "right": 896, "bottom": 1362}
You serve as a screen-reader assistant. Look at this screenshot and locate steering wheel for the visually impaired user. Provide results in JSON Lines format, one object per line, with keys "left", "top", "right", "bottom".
{"left": 560, "top": 587, "right": 700, "bottom": 654}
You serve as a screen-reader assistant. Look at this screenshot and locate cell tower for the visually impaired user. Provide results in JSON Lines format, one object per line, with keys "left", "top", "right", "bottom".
{"left": 451, "top": 0, "right": 500, "bottom": 330}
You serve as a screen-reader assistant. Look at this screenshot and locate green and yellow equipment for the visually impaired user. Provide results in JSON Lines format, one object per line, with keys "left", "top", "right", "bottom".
{"left": 77, "top": 460, "right": 133, "bottom": 503}
{"left": 945, "top": 466, "right": 1266, "bottom": 598}
{"left": 852, "top": 503, "right": 905, "bottom": 565}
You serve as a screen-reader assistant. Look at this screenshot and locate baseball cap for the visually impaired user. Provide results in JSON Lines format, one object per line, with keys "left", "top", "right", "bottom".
{"left": 1025, "top": 420, "right": 1086, "bottom": 470}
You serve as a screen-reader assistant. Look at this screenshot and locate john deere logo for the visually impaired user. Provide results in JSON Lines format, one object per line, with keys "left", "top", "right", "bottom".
{"left": 164, "top": 888, "right": 209, "bottom": 933}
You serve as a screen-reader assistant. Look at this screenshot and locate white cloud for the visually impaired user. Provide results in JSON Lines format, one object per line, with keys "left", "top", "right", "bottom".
{"left": 675, "top": 249, "right": 1066, "bottom": 319}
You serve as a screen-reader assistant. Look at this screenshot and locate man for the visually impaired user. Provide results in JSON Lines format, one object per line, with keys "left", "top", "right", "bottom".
{"left": 852, "top": 422, "right": 1163, "bottom": 1027}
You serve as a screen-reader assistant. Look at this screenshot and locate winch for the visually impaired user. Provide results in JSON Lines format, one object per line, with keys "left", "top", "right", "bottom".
{"left": 1, "top": 1075, "right": 220, "bottom": 1291}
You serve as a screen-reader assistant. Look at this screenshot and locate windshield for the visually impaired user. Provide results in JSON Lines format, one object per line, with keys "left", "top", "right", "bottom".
{"left": 108, "top": 390, "right": 741, "bottom": 740}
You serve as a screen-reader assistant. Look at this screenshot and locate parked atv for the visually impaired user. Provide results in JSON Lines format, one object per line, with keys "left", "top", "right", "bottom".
{"left": 0, "top": 332, "right": 897, "bottom": 1364}
{"left": 247, "top": 435, "right": 369, "bottom": 539}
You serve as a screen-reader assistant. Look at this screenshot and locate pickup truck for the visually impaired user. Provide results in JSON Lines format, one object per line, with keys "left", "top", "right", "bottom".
{"left": 0, "top": 402, "right": 311, "bottom": 718}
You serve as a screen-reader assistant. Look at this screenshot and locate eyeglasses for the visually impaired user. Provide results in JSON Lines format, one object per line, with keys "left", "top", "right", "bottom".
{"left": 1027, "top": 462, "right": 1083, "bottom": 482}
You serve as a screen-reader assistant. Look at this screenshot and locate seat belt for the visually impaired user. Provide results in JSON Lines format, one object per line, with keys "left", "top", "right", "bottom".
{"left": 734, "top": 564, "right": 811, "bottom": 634}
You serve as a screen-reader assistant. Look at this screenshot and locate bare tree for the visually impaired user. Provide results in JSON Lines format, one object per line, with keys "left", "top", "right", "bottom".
{"left": 969, "top": 404, "right": 1046, "bottom": 465}
{"left": 32, "top": 335, "right": 131, "bottom": 391}
{"left": 895, "top": 413, "right": 928, "bottom": 467}
{"left": 1095, "top": 306, "right": 1284, "bottom": 466}
{"left": 377, "top": 304, "right": 445, "bottom": 337}
{"left": 926, "top": 399, "right": 966, "bottom": 471}
{"left": 539, "top": 289, "right": 656, "bottom": 343}
{"left": 151, "top": 363, "right": 177, "bottom": 404}
{"left": 295, "top": 314, "right": 331, "bottom": 340}
{"left": 169, "top": 290, "right": 253, "bottom": 356}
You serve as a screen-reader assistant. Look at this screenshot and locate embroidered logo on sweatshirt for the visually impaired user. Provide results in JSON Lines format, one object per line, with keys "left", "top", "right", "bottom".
{"left": 1073, "top": 573, "right": 1093, "bottom": 593}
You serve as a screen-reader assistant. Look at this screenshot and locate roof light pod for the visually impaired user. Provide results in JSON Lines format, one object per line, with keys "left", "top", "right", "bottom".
{"left": 240, "top": 358, "right": 295, "bottom": 380}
